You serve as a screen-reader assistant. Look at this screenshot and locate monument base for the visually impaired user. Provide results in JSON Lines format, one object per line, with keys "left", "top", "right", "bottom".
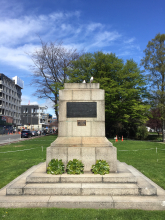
{"left": 3, "top": 161, "right": 164, "bottom": 210}
{"left": 46, "top": 137, "right": 117, "bottom": 172}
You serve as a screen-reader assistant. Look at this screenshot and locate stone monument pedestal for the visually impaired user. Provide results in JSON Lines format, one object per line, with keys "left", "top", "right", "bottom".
{"left": 46, "top": 83, "right": 117, "bottom": 173}
{"left": 47, "top": 137, "right": 117, "bottom": 172}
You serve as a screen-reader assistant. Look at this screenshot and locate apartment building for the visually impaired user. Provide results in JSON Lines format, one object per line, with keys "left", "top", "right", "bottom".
{"left": 0, "top": 73, "right": 24, "bottom": 126}
{"left": 20, "top": 105, "right": 48, "bottom": 130}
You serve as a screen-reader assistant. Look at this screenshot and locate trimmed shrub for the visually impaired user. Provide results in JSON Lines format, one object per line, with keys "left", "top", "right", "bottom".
{"left": 91, "top": 160, "right": 110, "bottom": 175}
{"left": 66, "top": 159, "right": 84, "bottom": 174}
{"left": 47, "top": 159, "right": 65, "bottom": 175}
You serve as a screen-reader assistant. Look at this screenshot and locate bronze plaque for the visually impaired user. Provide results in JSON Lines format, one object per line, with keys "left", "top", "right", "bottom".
{"left": 67, "top": 102, "right": 97, "bottom": 118}
{"left": 77, "top": 120, "right": 86, "bottom": 126}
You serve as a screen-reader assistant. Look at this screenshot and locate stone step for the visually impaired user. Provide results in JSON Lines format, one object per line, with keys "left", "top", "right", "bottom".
{"left": 1, "top": 195, "right": 165, "bottom": 210}
{"left": 26, "top": 173, "right": 137, "bottom": 184}
{"left": 2, "top": 162, "right": 163, "bottom": 210}
{"left": 7, "top": 182, "right": 156, "bottom": 196}
{"left": 1, "top": 194, "right": 165, "bottom": 210}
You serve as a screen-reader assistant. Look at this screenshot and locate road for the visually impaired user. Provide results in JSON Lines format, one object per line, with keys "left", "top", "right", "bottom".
{"left": 0, "top": 134, "right": 21, "bottom": 145}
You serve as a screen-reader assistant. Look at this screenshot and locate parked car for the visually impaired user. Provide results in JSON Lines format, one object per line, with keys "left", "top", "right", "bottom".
{"left": 37, "top": 130, "right": 42, "bottom": 135}
{"left": 43, "top": 129, "right": 49, "bottom": 135}
{"left": 45, "top": 129, "right": 49, "bottom": 134}
{"left": 21, "top": 130, "right": 32, "bottom": 138}
{"left": 31, "top": 131, "right": 38, "bottom": 136}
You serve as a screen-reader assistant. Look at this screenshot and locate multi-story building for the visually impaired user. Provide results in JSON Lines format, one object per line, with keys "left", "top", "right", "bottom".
{"left": 42, "top": 113, "right": 52, "bottom": 124}
{"left": 0, "top": 74, "right": 24, "bottom": 127}
{"left": 20, "top": 105, "right": 48, "bottom": 130}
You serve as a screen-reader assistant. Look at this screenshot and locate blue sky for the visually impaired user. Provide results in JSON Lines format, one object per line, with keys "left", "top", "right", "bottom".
{"left": 0, "top": 0, "right": 164, "bottom": 115}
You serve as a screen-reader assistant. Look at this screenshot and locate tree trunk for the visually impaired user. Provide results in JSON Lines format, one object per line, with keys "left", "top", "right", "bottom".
{"left": 163, "top": 119, "right": 165, "bottom": 142}
{"left": 55, "top": 93, "right": 59, "bottom": 122}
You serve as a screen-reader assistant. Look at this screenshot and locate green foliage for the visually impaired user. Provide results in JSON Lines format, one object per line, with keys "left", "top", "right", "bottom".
{"left": 68, "top": 52, "right": 150, "bottom": 138}
{"left": 47, "top": 159, "right": 65, "bottom": 175}
{"left": 141, "top": 33, "right": 165, "bottom": 141}
{"left": 67, "top": 53, "right": 94, "bottom": 83}
{"left": 135, "top": 125, "right": 148, "bottom": 140}
{"left": 66, "top": 159, "right": 84, "bottom": 174}
{"left": 91, "top": 160, "right": 110, "bottom": 175}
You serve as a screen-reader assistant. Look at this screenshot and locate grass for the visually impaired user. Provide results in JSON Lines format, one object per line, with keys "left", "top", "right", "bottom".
{"left": 0, "top": 135, "right": 165, "bottom": 219}
{"left": 111, "top": 139, "right": 165, "bottom": 190}
{"left": 0, "top": 208, "right": 165, "bottom": 220}
{"left": 0, "top": 135, "right": 57, "bottom": 189}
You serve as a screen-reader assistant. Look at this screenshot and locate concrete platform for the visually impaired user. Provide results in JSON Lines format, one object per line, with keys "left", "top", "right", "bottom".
{"left": 0, "top": 161, "right": 165, "bottom": 210}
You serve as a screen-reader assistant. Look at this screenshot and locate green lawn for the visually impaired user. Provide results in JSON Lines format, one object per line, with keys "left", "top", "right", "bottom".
{"left": 0, "top": 135, "right": 57, "bottom": 189}
{"left": 0, "top": 208, "right": 165, "bottom": 220}
{"left": 111, "top": 139, "right": 165, "bottom": 190}
{"left": 0, "top": 135, "right": 165, "bottom": 219}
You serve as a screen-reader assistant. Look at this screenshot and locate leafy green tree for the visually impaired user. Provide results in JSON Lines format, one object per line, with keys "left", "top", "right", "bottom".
{"left": 146, "top": 108, "right": 162, "bottom": 135}
{"left": 141, "top": 33, "right": 165, "bottom": 141}
{"left": 68, "top": 53, "right": 94, "bottom": 83}
{"left": 68, "top": 52, "right": 150, "bottom": 137}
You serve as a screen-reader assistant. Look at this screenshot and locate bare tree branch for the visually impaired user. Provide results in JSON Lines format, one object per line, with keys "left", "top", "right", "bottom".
{"left": 27, "top": 39, "right": 81, "bottom": 121}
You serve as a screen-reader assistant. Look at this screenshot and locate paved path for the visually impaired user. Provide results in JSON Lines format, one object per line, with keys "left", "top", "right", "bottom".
{"left": 0, "top": 134, "right": 21, "bottom": 145}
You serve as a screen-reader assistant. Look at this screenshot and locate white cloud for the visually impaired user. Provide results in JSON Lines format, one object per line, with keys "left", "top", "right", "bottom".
{"left": 65, "top": 11, "right": 81, "bottom": 18}
{"left": 124, "top": 38, "right": 136, "bottom": 44}
{"left": 0, "top": 44, "right": 39, "bottom": 71}
{"left": 0, "top": 4, "right": 140, "bottom": 73}
{"left": 0, "top": 16, "right": 45, "bottom": 46}
{"left": 49, "top": 12, "right": 64, "bottom": 21}
{"left": 0, "top": 10, "right": 83, "bottom": 50}
{"left": 0, "top": 12, "right": 109, "bottom": 71}
{"left": 86, "top": 22, "right": 103, "bottom": 32}
{"left": 118, "top": 37, "right": 141, "bottom": 56}
{"left": 49, "top": 11, "right": 80, "bottom": 21}
{"left": 95, "top": 31, "right": 121, "bottom": 43}
{"left": 89, "top": 31, "right": 121, "bottom": 48}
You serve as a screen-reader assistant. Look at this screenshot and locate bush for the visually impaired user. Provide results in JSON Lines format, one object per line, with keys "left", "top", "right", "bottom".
{"left": 136, "top": 125, "right": 148, "bottom": 140}
{"left": 91, "top": 160, "right": 110, "bottom": 175}
{"left": 47, "top": 159, "right": 65, "bottom": 175}
{"left": 66, "top": 159, "right": 84, "bottom": 174}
